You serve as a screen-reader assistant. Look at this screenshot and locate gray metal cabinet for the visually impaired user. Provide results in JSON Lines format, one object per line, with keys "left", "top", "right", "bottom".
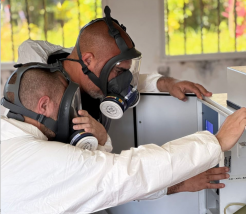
{"left": 108, "top": 108, "right": 135, "bottom": 154}
{"left": 136, "top": 94, "right": 198, "bottom": 146}
{"left": 107, "top": 94, "right": 200, "bottom": 214}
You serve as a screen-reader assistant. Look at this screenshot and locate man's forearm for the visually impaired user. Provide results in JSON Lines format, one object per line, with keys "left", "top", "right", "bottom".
{"left": 167, "top": 181, "right": 186, "bottom": 195}
{"left": 157, "top": 77, "right": 177, "bottom": 92}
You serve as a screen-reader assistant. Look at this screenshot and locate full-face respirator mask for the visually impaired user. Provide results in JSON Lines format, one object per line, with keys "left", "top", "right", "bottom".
{"left": 62, "top": 6, "right": 142, "bottom": 119}
{"left": 100, "top": 58, "right": 141, "bottom": 119}
{"left": 1, "top": 62, "right": 98, "bottom": 150}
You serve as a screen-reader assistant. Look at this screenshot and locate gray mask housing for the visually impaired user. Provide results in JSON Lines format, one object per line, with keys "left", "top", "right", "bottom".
{"left": 1, "top": 61, "right": 98, "bottom": 150}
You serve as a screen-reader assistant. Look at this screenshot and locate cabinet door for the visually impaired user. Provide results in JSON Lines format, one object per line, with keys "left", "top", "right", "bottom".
{"left": 136, "top": 94, "right": 198, "bottom": 146}
{"left": 108, "top": 108, "right": 135, "bottom": 154}
{"left": 107, "top": 192, "right": 199, "bottom": 214}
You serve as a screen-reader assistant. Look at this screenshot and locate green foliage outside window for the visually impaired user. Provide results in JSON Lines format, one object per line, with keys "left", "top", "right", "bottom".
{"left": 165, "top": 0, "right": 246, "bottom": 55}
{"left": 1, "top": 0, "right": 102, "bottom": 62}
{"left": 1, "top": 0, "right": 245, "bottom": 62}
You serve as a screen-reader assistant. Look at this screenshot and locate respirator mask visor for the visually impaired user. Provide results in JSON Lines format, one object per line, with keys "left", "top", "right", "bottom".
{"left": 68, "top": 88, "right": 98, "bottom": 150}
{"left": 100, "top": 56, "right": 141, "bottom": 119}
{"left": 109, "top": 56, "right": 141, "bottom": 92}
{"left": 70, "top": 87, "right": 82, "bottom": 120}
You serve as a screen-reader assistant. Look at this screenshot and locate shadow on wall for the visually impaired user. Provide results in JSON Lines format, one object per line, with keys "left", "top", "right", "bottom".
{"left": 158, "top": 58, "right": 245, "bottom": 94}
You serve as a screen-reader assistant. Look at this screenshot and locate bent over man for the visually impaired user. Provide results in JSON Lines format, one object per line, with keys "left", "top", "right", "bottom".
{"left": 16, "top": 7, "right": 233, "bottom": 192}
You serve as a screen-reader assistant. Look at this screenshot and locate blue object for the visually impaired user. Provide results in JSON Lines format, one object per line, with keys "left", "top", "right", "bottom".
{"left": 206, "top": 120, "right": 214, "bottom": 134}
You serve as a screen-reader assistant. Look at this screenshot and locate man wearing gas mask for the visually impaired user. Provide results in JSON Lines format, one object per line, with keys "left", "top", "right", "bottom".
{"left": 16, "top": 6, "right": 233, "bottom": 197}
{"left": 2, "top": 60, "right": 246, "bottom": 214}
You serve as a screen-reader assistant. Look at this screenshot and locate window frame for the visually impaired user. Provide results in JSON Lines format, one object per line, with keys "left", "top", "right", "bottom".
{"left": 1, "top": 62, "right": 16, "bottom": 71}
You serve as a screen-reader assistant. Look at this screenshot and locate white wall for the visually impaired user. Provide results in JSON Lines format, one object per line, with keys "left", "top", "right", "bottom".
{"left": 102, "top": 0, "right": 246, "bottom": 93}
{"left": 159, "top": 59, "right": 245, "bottom": 93}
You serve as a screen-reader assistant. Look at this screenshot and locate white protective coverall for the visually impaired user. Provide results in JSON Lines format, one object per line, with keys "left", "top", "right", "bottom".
{"left": 1, "top": 115, "right": 222, "bottom": 214}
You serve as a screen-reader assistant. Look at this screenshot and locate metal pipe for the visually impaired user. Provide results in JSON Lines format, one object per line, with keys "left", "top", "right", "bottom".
{"left": 234, "top": 0, "right": 237, "bottom": 51}
{"left": 25, "top": 0, "right": 31, "bottom": 39}
{"left": 42, "top": 0, "right": 47, "bottom": 41}
{"left": 61, "top": 21, "right": 65, "bottom": 47}
{"left": 95, "top": 0, "right": 97, "bottom": 19}
{"left": 165, "top": 0, "right": 170, "bottom": 55}
{"left": 8, "top": 0, "right": 15, "bottom": 61}
{"left": 199, "top": 0, "right": 204, "bottom": 53}
{"left": 217, "top": 0, "right": 220, "bottom": 52}
{"left": 77, "top": 0, "right": 81, "bottom": 31}
{"left": 183, "top": 0, "right": 187, "bottom": 55}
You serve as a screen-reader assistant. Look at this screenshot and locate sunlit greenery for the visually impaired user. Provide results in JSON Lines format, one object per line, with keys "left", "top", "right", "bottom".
{"left": 165, "top": 0, "right": 246, "bottom": 55}
{"left": 168, "top": 26, "right": 246, "bottom": 55}
{"left": 1, "top": 0, "right": 102, "bottom": 62}
{"left": 1, "top": 0, "right": 245, "bottom": 62}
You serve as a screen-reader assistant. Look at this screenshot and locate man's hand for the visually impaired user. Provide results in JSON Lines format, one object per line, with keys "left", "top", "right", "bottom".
{"left": 157, "top": 77, "right": 212, "bottom": 101}
{"left": 167, "top": 167, "right": 230, "bottom": 195}
{"left": 216, "top": 107, "right": 246, "bottom": 152}
{"left": 72, "top": 110, "right": 107, "bottom": 146}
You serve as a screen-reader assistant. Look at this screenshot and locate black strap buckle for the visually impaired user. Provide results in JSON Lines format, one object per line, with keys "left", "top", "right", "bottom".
{"left": 14, "top": 63, "right": 23, "bottom": 68}
{"left": 82, "top": 66, "right": 90, "bottom": 74}
{"left": 37, "top": 114, "right": 45, "bottom": 123}
{"left": 120, "top": 24, "right": 126, "bottom": 31}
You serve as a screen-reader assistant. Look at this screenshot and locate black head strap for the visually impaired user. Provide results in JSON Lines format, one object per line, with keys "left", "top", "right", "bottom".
{"left": 59, "top": 58, "right": 102, "bottom": 90}
{"left": 1, "top": 97, "right": 57, "bottom": 132}
{"left": 1, "top": 62, "right": 67, "bottom": 133}
{"left": 104, "top": 6, "right": 128, "bottom": 52}
{"left": 104, "top": 6, "right": 119, "bottom": 38}
{"left": 4, "top": 62, "right": 63, "bottom": 106}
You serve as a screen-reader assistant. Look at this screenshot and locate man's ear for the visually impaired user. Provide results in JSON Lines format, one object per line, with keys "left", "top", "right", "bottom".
{"left": 36, "top": 96, "right": 53, "bottom": 117}
{"left": 82, "top": 52, "right": 96, "bottom": 72}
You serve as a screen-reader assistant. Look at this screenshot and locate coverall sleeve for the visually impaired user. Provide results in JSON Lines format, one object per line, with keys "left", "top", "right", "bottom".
{"left": 17, "top": 39, "right": 64, "bottom": 64}
{"left": 138, "top": 73, "right": 162, "bottom": 93}
{"left": 11, "top": 130, "right": 221, "bottom": 213}
{"left": 99, "top": 134, "right": 167, "bottom": 201}
{"left": 136, "top": 188, "right": 168, "bottom": 200}
{"left": 97, "top": 134, "right": 113, "bottom": 152}
{"left": 86, "top": 131, "right": 221, "bottom": 212}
